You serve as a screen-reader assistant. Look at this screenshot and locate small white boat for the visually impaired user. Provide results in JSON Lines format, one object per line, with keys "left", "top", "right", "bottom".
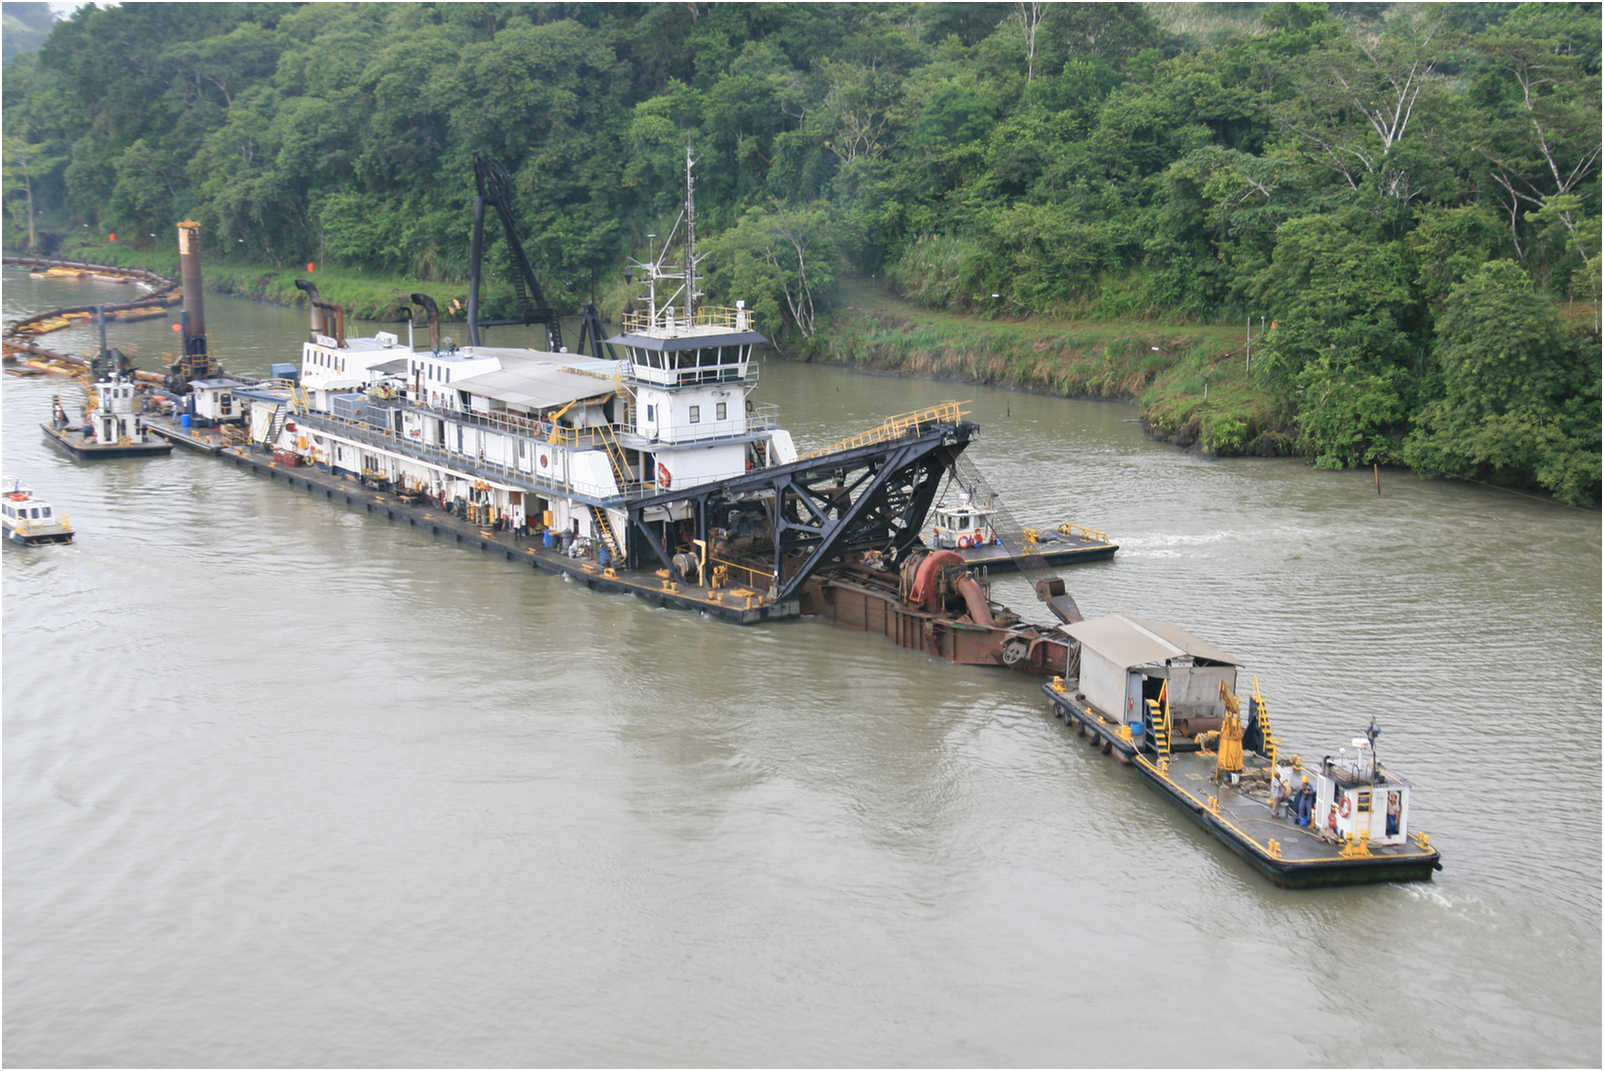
{"left": 2, "top": 477, "right": 74, "bottom": 545}
{"left": 928, "top": 487, "right": 1117, "bottom": 572}
{"left": 929, "top": 488, "right": 999, "bottom": 551}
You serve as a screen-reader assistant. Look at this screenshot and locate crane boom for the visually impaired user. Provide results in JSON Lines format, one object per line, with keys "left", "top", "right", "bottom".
{"left": 467, "top": 152, "right": 563, "bottom": 352}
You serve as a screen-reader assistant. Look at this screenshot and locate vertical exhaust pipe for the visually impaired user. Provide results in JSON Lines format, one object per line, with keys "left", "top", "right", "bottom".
{"left": 176, "top": 220, "right": 207, "bottom": 358}
{"left": 294, "top": 278, "right": 346, "bottom": 347}
{"left": 410, "top": 292, "right": 440, "bottom": 352}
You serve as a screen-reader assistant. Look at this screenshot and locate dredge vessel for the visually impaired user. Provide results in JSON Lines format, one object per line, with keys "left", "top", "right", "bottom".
{"left": 145, "top": 158, "right": 1093, "bottom": 675}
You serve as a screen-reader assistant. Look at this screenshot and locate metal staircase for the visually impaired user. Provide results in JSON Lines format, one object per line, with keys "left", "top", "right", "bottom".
{"left": 590, "top": 506, "right": 622, "bottom": 560}
{"left": 596, "top": 424, "right": 635, "bottom": 493}
{"left": 1146, "top": 697, "right": 1172, "bottom": 761}
{"left": 1250, "top": 674, "right": 1277, "bottom": 767}
{"left": 262, "top": 403, "right": 287, "bottom": 447}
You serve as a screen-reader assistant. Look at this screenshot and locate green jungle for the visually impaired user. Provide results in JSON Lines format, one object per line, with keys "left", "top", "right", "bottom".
{"left": 3, "top": 2, "right": 1599, "bottom": 504}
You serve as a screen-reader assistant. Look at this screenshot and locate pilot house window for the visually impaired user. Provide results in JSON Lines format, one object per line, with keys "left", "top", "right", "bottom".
{"left": 689, "top": 405, "right": 700, "bottom": 424}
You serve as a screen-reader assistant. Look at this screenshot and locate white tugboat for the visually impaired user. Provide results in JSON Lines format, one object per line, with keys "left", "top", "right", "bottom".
{"left": 39, "top": 314, "right": 173, "bottom": 459}
{"left": 2, "top": 477, "right": 74, "bottom": 545}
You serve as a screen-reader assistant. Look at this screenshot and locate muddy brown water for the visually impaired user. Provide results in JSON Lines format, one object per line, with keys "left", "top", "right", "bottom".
{"left": 5, "top": 271, "right": 1599, "bottom": 1066}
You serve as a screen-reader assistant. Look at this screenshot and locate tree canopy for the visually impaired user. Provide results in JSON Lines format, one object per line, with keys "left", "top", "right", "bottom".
{"left": 4, "top": 1, "right": 1598, "bottom": 503}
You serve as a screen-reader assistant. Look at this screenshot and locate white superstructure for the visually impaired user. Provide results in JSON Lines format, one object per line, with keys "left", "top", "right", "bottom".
{"left": 249, "top": 153, "right": 797, "bottom": 564}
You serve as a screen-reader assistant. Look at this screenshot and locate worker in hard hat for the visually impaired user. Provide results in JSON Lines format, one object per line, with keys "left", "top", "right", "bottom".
{"left": 1294, "top": 775, "right": 1315, "bottom": 827}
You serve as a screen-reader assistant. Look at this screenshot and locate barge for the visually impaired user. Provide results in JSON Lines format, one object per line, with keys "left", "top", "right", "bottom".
{"left": 1043, "top": 615, "right": 1441, "bottom": 886}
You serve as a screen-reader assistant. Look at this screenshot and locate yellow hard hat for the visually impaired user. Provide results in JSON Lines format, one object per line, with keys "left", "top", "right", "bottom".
{"left": 1300, "top": 775, "right": 1308, "bottom": 783}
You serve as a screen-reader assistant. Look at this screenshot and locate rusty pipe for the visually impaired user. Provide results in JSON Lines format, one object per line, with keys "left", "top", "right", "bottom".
{"left": 176, "top": 221, "right": 207, "bottom": 354}
{"left": 293, "top": 279, "right": 346, "bottom": 347}
{"left": 953, "top": 574, "right": 995, "bottom": 628}
{"left": 410, "top": 292, "right": 440, "bottom": 351}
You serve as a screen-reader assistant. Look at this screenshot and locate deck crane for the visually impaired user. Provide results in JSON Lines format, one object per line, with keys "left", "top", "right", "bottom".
{"left": 466, "top": 153, "right": 614, "bottom": 359}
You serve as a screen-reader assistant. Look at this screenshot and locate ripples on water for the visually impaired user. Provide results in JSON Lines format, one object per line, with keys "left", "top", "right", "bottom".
{"left": 4, "top": 276, "right": 1600, "bottom": 1066}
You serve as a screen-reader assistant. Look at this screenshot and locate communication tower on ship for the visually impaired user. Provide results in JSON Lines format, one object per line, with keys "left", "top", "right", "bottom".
{"left": 608, "top": 148, "right": 772, "bottom": 498}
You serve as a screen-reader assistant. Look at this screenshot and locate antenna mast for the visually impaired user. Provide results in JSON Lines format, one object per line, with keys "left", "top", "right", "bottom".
{"left": 684, "top": 143, "right": 697, "bottom": 319}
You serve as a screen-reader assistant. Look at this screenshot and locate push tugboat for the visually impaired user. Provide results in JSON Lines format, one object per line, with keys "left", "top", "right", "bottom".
{"left": 1, "top": 478, "right": 74, "bottom": 545}
{"left": 1044, "top": 615, "right": 1441, "bottom": 886}
{"left": 38, "top": 309, "right": 172, "bottom": 459}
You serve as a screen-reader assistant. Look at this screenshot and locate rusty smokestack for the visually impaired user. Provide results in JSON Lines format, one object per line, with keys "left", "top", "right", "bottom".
{"left": 176, "top": 220, "right": 207, "bottom": 358}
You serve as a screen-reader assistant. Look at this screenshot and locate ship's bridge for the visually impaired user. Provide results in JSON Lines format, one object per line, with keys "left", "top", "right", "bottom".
{"left": 607, "top": 305, "right": 765, "bottom": 390}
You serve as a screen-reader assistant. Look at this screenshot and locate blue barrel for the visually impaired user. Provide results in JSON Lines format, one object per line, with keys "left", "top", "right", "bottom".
{"left": 599, "top": 549, "right": 610, "bottom": 566}
{"left": 180, "top": 413, "right": 191, "bottom": 428}
{"left": 543, "top": 532, "right": 555, "bottom": 549}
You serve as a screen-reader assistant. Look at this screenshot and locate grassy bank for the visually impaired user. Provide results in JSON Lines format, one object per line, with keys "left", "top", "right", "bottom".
{"left": 804, "top": 278, "right": 1289, "bottom": 457}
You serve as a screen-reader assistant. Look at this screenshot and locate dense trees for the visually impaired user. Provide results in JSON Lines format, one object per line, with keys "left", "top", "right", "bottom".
{"left": 3, "top": 2, "right": 1598, "bottom": 502}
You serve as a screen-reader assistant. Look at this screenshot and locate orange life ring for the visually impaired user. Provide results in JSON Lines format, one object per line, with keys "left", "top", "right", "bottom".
{"left": 1338, "top": 796, "right": 1352, "bottom": 818}
{"left": 657, "top": 463, "right": 671, "bottom": 489}
{"left": 958, "top": 534, "right": 971, "bottom": 549}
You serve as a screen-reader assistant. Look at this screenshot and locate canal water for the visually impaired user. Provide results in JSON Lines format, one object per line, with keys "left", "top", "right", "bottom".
{"left": 4, "top": 271, "right": 1600, "bottom": 1067}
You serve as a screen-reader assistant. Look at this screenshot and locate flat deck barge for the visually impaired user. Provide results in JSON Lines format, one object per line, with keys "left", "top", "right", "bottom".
{"left": 960, "top": 530, "right": 1117, "bottom": 573}
{"left": 1043, "top": 616, "right": 1441, "bottom": 887}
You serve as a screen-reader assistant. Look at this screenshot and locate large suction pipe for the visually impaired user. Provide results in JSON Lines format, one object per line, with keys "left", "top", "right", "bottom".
{"left": 953, "top": 575, "right": 996, "bottom": 628}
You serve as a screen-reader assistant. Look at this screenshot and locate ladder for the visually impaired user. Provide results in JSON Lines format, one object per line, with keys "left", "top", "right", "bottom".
{"left": 1145, "top": 698, "right": 1171, "bottom": 760}
{"left": 590, "top": 506, "right": 622, "bottom": 560}
{"left": 596, "top": 424, "right": 634, "bottom": 493}
{"left": 1251, "top": 675, "right": 1277, "bottom": 767}
{"left": 262, "top": 403, "right": 286, "bottom": 447}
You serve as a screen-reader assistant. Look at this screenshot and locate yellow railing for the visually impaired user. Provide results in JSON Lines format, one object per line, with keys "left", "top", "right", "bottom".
{"left": 591, "top": 506, "right": 621, "bottom": 558}
{"left": 1057, "top": 522, "right": 1110, "bottom": 543}
{"left": 593, "top": 424, "right": 639, "bottom": 493}
{"left": 12, "top": 513, "right": 71, "bottom": 537}
{"left": 799, "top": 401, "right": 968, "bottom": 461}
{"left": 710, "top": 555, "right": 773, "bottom": 590}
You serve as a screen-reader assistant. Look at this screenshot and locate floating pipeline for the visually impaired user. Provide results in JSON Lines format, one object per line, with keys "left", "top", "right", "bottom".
{"left": 2, "top": 257, "right": 180, "bottom": 346}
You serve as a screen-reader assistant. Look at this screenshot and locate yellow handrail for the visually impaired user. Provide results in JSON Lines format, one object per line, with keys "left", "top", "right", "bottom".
{"left": 710, "top": 555, "right": 773, "bottom": 589}
{"left": 1056, "top": 522, "right": 1110, "bottom": 543}
{"left": 799, "top": 401, "right": 968, "bottom": 461}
